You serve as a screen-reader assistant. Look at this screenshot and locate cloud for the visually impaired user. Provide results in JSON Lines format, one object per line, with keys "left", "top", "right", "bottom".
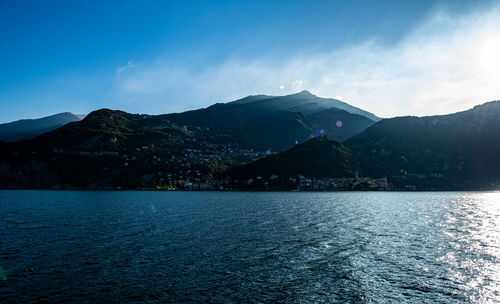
{"left": 292, "top": 79, "right": 305, "bottom": 90}
{"left": 109, "top": 3, "right": 500, "bottom": 117}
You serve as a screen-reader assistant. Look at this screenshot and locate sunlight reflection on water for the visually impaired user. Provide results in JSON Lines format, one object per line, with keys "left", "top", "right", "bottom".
{"left": 1, "top": 191, "right": 500, "bottom": 303}
{"left": 440, "top": 192, "right": 500, "bottom": 302}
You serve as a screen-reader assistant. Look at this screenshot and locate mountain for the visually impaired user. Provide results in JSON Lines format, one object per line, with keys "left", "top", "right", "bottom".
{"left": 161, "top": 90, "right": 378, "bottom": 150}
{"left": 0, "top": 112, "right": 85, "bottom": 142}
{"left": 345, "top": 100, "right": 500, "bottom": 190}
{"left": 0, "top": 108, "right": 265, "bottom": 189}
{"left": 225, "top": 136, "right": 355, "bottom": 182}
{"left": 230, "top": 90, "right": 380, "bottom": 121}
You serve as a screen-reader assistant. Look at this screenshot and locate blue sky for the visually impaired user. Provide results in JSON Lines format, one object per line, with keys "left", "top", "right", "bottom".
{"left": 1, "top": 0, "right": 500, "bottom": 122}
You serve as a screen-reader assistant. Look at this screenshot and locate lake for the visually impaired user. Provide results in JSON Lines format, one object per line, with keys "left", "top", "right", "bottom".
{"left": 1, "top": 191, "right": 499, "bottom": 303}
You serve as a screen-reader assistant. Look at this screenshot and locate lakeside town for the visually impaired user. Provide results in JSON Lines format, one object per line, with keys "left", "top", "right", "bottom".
{"left": 139, "top": 174, "right": 391, "bottom": 192}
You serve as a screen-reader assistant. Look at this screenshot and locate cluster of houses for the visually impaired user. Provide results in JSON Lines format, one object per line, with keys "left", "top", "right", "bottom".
{"left": 109, "top": 142, "right": 392, "bottom": 191}
{"left": 116, "top": 141, "right": 270, "bottom": 189}
{"left": 289, "top": 175, "right": 390, "bottom": 191}
{"left": 170, "top": 176, "right": 391, "bottom": 191}
{"left": 220, "top": 175, "right": 391, "bottom": 191}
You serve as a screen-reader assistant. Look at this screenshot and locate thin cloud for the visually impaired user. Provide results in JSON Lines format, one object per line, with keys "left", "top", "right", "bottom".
{"left": 109, "top": 3, "right": 500, "bottom": 117}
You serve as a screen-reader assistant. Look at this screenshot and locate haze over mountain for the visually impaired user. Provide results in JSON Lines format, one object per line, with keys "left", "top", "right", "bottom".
{"left": 0, "top": 112, "right": 85, "bottom": 142}
{"left": 3, "top": 1, "right": 500, "bottom": 122}
{"left": 228, "top": 90, "right": 380, "bottom": 121}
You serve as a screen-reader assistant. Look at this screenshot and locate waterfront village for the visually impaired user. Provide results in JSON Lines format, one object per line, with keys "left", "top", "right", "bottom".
{"left": 108, "top": 138, "right": 391, "bottom": 191}
{"left": 72, "top": 139, "right": 391, "bottom": 191}
{"left": 175, "top": 175, "right": 391, "bottom": 191}
{"left": 125, "top": 143, "right": 391, "bottom": 191}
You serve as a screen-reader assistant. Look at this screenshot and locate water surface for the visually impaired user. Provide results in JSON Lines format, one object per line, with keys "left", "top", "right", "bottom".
{"left": 1, "top": 191, "right": 499, "bottom": 303}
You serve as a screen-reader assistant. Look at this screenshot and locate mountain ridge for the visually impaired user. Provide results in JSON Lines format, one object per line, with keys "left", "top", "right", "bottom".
{"left": 0, "top": 112, "right": 86, "bottom": 142}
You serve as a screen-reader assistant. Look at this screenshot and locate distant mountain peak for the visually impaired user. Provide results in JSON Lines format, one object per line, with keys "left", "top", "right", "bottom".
{"left": 299, "top": 89, "right": 313, "bottom": 94}
{"left": 0, "top": 112, "right": 85, "bottom": 142}
{"left": 292, "top": 90, "right": 316, "bottom": 97}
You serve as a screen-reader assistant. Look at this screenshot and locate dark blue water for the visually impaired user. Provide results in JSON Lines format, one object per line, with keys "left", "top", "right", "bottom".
{"left": 1, "top": 191, "right": 499, "bottom": 303}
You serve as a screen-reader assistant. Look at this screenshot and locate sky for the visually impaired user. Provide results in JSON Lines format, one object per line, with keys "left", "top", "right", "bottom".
{"left": 1, "top": 0, "right": 500, "bottom": 122}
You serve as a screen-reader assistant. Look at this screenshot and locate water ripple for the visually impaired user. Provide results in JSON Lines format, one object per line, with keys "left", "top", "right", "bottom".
{"left": 1, "top": 191, "right": 500, "bottom": 303}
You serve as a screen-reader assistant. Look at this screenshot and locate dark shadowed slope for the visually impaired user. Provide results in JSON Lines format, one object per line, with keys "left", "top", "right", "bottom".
{"left": 346, "top": 100, "right": 500, "bottom": 189}
{"left": 0, "top": 112, "right": 85, "bottom": 142}
{"left": 225, "top": 136, "right": 355, "bottom": 180}
{"left": 307, "top": 108, "right": 376, "bottom": 141}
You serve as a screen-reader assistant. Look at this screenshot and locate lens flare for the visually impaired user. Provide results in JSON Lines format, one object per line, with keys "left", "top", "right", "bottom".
{"left": 336, "top": 120, "right": 343, "bottom": 128}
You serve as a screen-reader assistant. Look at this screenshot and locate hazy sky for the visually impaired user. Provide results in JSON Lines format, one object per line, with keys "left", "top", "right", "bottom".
{"left": 1, "top": 0, "right": 500, "bottom": 122}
